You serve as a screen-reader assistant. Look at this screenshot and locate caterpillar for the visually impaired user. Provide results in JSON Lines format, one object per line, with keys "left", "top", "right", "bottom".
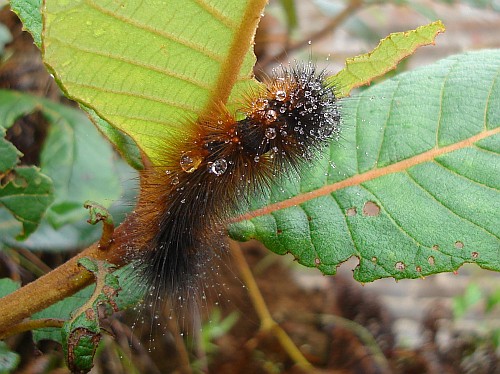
{"left": 133, "top": 62, "right": 341, "bottom": 309}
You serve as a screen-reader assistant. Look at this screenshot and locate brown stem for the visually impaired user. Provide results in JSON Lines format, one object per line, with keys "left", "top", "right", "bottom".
{"left": 0, "top": 214, "right": 137, "bottom": 336}
{"left": 229, "top": 240, "right": 313, "bottom": 371}
{"left": 1, "top": 318, "right": 65, "bottom": 339}
{"left": 260, "top": 0, "right": 363, "bottom": 68}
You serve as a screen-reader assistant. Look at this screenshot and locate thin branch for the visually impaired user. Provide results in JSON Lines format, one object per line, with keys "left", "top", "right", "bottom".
{"left": 296, "top": 313, "right": 391, "bottom": 373}
{"left": 0, "top": 213, "right": 138, "bottom": 336}
{"left": 229, "top": 240, "right": 314, "bottom": 371}
{"left": 260, "top": 0, "right": 363, "bottom": 68}
{"left": 0, "top": 318, "right": 65, "bottom": 339}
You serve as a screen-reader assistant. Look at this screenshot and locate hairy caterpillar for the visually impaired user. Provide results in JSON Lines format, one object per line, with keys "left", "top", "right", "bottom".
{"left": 133, "top": 62, "right": 341, "bottom": 308}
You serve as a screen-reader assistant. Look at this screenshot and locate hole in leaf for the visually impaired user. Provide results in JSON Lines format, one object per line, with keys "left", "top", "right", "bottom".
{"left": 455, "top": 241, "right": 464, "bottom": 249}
{"left": 395, "top": 261, "right": 405, "bottom": 271}
{"left": 371, "top": 257, "right": 377, "bottom": 263}
{"left": 428, "top": 256, "right": 435, "bottom": 266}
{"left": 346, "top": 207, "right": 357, "bottom": 216}
{"left": 277, "top": 229, "right": 282, "bottom": 235}
{"left": 416, "top": 266, "right": 422, "bottom": 272}
{"left": 362, "top": 201, "right": 380, "bottom": 216}
{"left": 471, "top": 252, "right": 479, "bottom": 259}
{"left": 432, "top": 244, "right": 439, "bottom": 250}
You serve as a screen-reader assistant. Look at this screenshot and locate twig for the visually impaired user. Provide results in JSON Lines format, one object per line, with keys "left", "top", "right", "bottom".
{"left": 297, "top": 313, "right": 391, "bottom": 373}
{"left": 84, "top": 200, "right": 115, "bottom": 250}
{"left": 260, "top": 0, "right": 363, "bottom": 68}
{"left": 229, "top": 240, "right": 313, "bottom": 371}
{"left": 0, "top": 318, "right": 65, "bottom": 339}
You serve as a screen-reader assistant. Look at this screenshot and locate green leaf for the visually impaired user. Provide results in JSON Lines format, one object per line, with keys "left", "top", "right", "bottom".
{"left": 32, "top": 287, "right": 92, "bottom": 344}
{"left": 453, "top": 283, "right": 483, "bottom": 318}
{"left": 0, "top": 90, "right": 123, "bottom": 229}
{"left": 0, "top": 23, "right": 13, "bottom": 56}
{"left": 332, "top": 21, "right": 446, "bottom": 97}
{"left": 42, "top": 0, "right": 267, "bottom": 164}
{"left": 9, "top": 0, "right": 144, "bottom": 171}
{"left": 0, "top": 166, "right": 54, "bottom": 240}
{"left": 82, "top": 106, "right": 144, "bottom": 170}
{"left": 61, "top": 258, "right": 121, "bottom": 373}
{"left": 31, "top": 265, "right": 142, "bottom": 344}
{"left": 279, "top": 0, "right": 298, "bottom": 31}
{"left": 0, "top": 278, "right": 20, "bottom": 298}
{"left": 229, "top": 49, "right": 500, "bottom": 282}
{"left": 1, "top": 159, "right": 137, "bottom": 252}
{"left": 0, "top": 341, "right": 20, "bottom": 374}
{"left": 0, "top": 126, "right": 21, "bottom": 174}
{"left": 9, "top": 0, "right": 42, "bottom": 48}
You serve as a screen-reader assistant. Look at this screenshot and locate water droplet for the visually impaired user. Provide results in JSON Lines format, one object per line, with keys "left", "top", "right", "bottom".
{"left": 275, "top": 90, "right": 286, "bottom": 101}
{"left": 209, "top": 158, "right": 228, "bottom": 176}
{"left": 254, "top": 98, "right": 268, "bottom": 111}
{"left": 395, "top": 261, "right": 405, "bottom": 271}
{"left": 180, "top": 151, "right": 202, "bottom": 173}
{"left": 265, "top": 127, "right": 277, "bottom": 139}
{"left": 171, "top": 176, "right": 180, "bottom": 185}
{"left": 265, "top": 109, "right": 277, "bottom": 121}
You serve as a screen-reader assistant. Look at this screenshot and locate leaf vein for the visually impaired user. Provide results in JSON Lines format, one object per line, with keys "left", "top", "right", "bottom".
{"left": 373, "top": 79, "right": 402, "bottom": 168}
{"left": 86, "top": 0, "right": 223, "bottom": 63}
{"left": 483, "top": 64, "right": 500, "bottom": 130}
{"left": 49, "top": 37, "right": 213, "bottom": 91}
{"left": 433, "top": 158, "right": 500, "bottom": 192}
{"left": 192, "top": 0, "right": 238, "bottom": 30}
{"left": 65, "top": 82, "right": 199, "bottom": 114}
{"left": 405, "top": 170, "right": 499, "bottom": 240}
{"left": 360, "top": 184, "right": 427, "bottom": 250}
{"left": 330, "top": 192, "right": 360, "bottom": 258}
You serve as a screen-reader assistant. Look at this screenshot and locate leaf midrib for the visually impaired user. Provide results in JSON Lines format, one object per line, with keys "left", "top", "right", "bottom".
{"left": 204, "top": 0, "right": 267, "bottom": 115}
{"left": 234, "top": 126, "right": 500, "bottom": 223}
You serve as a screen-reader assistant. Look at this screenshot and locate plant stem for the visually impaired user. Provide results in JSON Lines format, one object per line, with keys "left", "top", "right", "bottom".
{"left": 0, "top": 216, "right": 136, "bottom": 337}
{"left": 260, "top": 0, "right": 363, "bottom": 68}
{"left": 229, "top": 240, "right": 314, "bottom": 371}
{"left": 0, "top": 318, "right": 65, "bottom": 339}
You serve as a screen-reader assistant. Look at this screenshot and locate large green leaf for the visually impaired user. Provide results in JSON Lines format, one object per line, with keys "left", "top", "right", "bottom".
{"left": 42, "top": 0, "right": 267, "bottom": 164}
{"left": 0, "top": 166, "right": 54, "bottom": 240}
{"left": 229, "top": 50, "right": 500, "bottom": 282}
{"left": 0, "top": 90, "right": 123, "bottom": 229}
{"left": 10, "top": 0, "right": 42, "bottom": 48}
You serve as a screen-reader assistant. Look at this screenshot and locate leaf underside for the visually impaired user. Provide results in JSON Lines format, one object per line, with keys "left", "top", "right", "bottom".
{"left": 230, "top": 50, "right": 500, "bottom": 282}
{"left": 332, "top": 21, "right": 445, "bottom": 97}
{"left": 42, "top": 0, "right": 266, "bottom": 164}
